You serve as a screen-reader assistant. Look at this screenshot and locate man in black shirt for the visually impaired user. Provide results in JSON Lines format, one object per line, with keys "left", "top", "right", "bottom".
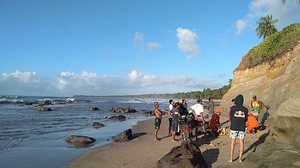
{"left": 229, "top": 94, "right": 248, "bottom": 163}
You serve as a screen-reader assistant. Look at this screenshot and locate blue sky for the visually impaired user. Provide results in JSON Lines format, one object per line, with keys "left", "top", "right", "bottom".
{"left": 0, "top": 0, "right": 299, "bottom": 96}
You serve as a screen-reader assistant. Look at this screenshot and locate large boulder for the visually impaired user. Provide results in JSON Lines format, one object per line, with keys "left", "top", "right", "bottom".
{"left": 157, "top": 142, "right": 208, "bottom": 168}
{"left": 243, "top": 130, "right": 300, "bottom": 168}
{"left": 112, "top": 129, "right": 132, "bottom": 142}
{"left": 66, "top": 135, "right": 96, "bottom": 146}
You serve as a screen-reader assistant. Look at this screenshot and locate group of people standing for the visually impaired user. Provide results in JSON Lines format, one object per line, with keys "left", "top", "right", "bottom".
{"left": 154, "top": 94, "right": 270, "bottom": 164}
{"left": 167, "top": 98, "right": 207, "bottom": 142}
{"left": 153, "top": 98, "right": 220, "bottom": 142}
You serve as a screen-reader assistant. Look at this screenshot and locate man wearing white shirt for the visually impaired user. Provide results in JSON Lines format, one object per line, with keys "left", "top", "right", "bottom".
{"left": 189, "top": 99, "right": 206, "bottom": 139}
{"left": 167, "top": 99, "right": 174, "bottom": 136}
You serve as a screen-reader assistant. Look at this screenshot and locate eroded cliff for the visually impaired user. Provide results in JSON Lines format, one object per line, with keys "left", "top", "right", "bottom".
{"left": 221, "top": 41, "right": 300, "bottom": 167}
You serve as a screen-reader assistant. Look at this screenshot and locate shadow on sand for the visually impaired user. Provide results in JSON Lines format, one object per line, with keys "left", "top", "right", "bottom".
{"left": 244, "top": 130, "right": 270, "bottom": 154}
{"left": 131, "top": 132, "right": 147, "bottom": 140}
{"left": 202, "top": 148, "right": 220, "bottom": 167}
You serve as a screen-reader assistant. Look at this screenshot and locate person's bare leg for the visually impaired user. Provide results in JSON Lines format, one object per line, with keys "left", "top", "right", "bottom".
{"left": 154, "top": 129, "right": 158, "bottom": 141}
{"left": 229, "top": 138, "right": 235, "bottom": 162}
{"left": 195, "top": 126, "right": 198, "bottom": 139}
{"left": 239, "top": 138, "right": 244, "bottom": 162}
{"left": 171, "top": 131, "right": 178, "bottom": 142}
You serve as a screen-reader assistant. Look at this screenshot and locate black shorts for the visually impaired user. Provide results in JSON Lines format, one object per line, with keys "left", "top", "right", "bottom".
{"left": 154, "top": 118, "right": 161, "bottom": 130}
{"left": 168, "top": 118, "right": 172, "bottom": 127}
{"left": 190, "top": 120, "right": 199, "bottom": 128}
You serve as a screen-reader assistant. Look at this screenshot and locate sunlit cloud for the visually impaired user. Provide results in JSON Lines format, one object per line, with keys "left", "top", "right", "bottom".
{"left": 176, "top": 27, "right": 199, "bottom": 60}
{"left": 235, "top": 0, "right": 300, "bottom": 35}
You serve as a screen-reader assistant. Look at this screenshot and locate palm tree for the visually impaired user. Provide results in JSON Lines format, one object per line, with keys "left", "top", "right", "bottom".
{"left": 256, "top": 15, "right": 278, "bottom": 39}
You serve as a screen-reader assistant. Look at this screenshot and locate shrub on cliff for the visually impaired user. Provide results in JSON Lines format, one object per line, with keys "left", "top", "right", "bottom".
{"left": 243, "top": 23, "right": 300, "bottom": 69}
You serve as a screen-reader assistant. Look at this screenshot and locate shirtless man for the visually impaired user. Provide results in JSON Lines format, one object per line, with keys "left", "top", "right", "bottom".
{"left": 154, "top": 102, "right": 162, "bottom": 141}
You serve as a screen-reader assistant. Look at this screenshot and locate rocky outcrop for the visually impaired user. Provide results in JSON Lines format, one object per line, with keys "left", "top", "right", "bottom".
{"left": 221, "top": 42, "right": 300, "bottom": 167}
{"left": 112, "top": 107, "right": 137, "bottom": 113}
{"left": 92, "top": 122, "right": 105, "bottom": 128}
{"left": 90, "top": 107, "right": 100, "bottom": 111}
{"left": 112, "top": 129, "right": 132, "bottom": 142}
{"left": 157, "top": 142, "right": 208, "bottom": 168}
{"left": 65, "top": 135, "right": 96, "bottom": 146}
{"left": 36, "top": 106, "right": 52, "bottom": 112}
{"left": 106, "top": 115, "right": 126, "bottom": 121}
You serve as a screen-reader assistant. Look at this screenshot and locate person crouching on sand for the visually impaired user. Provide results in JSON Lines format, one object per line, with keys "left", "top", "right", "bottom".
{"left": 154, "top": 102, "right": 162, "bottom": 141}
{"left": 209, "top": 108, "right": 221, "bottom": 137}
{"left": 246, "top": 112, "right": 259, "bottom": 134}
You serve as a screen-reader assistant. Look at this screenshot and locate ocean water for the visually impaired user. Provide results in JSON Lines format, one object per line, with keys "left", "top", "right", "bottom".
{"left": 0, "top": 96, "right": 169, "bottom": 168}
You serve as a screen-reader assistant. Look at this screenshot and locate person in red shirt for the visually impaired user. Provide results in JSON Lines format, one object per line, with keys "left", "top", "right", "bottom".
{"left": 209, "top": 108, "right": 222, "bottom": 137}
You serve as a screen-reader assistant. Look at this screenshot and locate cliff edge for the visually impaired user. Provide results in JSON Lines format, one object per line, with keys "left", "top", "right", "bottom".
{"left": 221, "top": 25, "right": 300, "bottom": 167}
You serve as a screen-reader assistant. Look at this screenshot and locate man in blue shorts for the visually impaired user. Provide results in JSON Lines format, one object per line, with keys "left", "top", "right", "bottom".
{"left": 229, "top": 94, "right": 248, "bottom": 163}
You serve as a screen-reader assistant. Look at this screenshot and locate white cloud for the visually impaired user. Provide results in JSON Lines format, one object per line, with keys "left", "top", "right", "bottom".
{"left": 129, "top": 70, "right": 143, "bottom": 81}
{"left": 0, "top": 70, "right": 222, "bottom": 96}
{"left": 1, "top": 70, "right": 39, "bottom": 84}
{"left": 176, "top": 28, "right": 199, "bottom": 60}
{"left": 133, "top": 32, "right": 161, "bottom": 52}
{"left": 60, "top": 71, "right": 74, "bottom": 77}
{"left": 236, "top": 19, "right": 247, "bottom": 35}
{"left": 236, "top": 0, "right": 300, "bottom": 35}
{"left": 147, "top": 42, "right": 161, "bottom": 51}
{"left": 127, "top": 70, "right": 220, "bottom": 90}
{"left": 133, "top": 32, "right": 144, "bottom": 42}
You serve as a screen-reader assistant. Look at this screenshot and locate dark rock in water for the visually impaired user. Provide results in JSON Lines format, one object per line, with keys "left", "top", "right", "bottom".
{"left": 38, "top": 99, "right": 53, "bottom": 106}
{"left": 36, "top": 106, "right": 52, "bottom": 112}
{"left": 114, "top": 107, "right": 137, "bottom": 113}
{"left": 90, "top": 107, "right": 100, "bottom": 111}
{"left": 66, "top": 135, "right": 96, "bottom": 145}
{"left": 144, "top": 111, "right": 154, "bottom": 116}
{"left": 92, "top": 122, "right": 105, "bottom": 128}
{"left": 107, "top": 115, "right": 126, "bottom": 121}
{"left": 112, "top": 129, "right": 133, "bottom": 142}
{"left": 157, "top": 141, "right": 208, "bottom": 168}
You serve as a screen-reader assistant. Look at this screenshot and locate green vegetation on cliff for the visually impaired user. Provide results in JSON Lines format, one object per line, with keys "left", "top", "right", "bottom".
{"left": 245, "top": 23, "right": 300, "bottom": 69}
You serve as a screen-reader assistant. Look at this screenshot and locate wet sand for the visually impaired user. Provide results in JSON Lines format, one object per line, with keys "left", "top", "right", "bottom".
{"left": 63, "top": 112, "right": 269, "bottom": 168}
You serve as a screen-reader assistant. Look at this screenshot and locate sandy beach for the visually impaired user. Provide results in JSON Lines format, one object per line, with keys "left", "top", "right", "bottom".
{"left": 63, "top": 112, "right": 269, "bottom": 168}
